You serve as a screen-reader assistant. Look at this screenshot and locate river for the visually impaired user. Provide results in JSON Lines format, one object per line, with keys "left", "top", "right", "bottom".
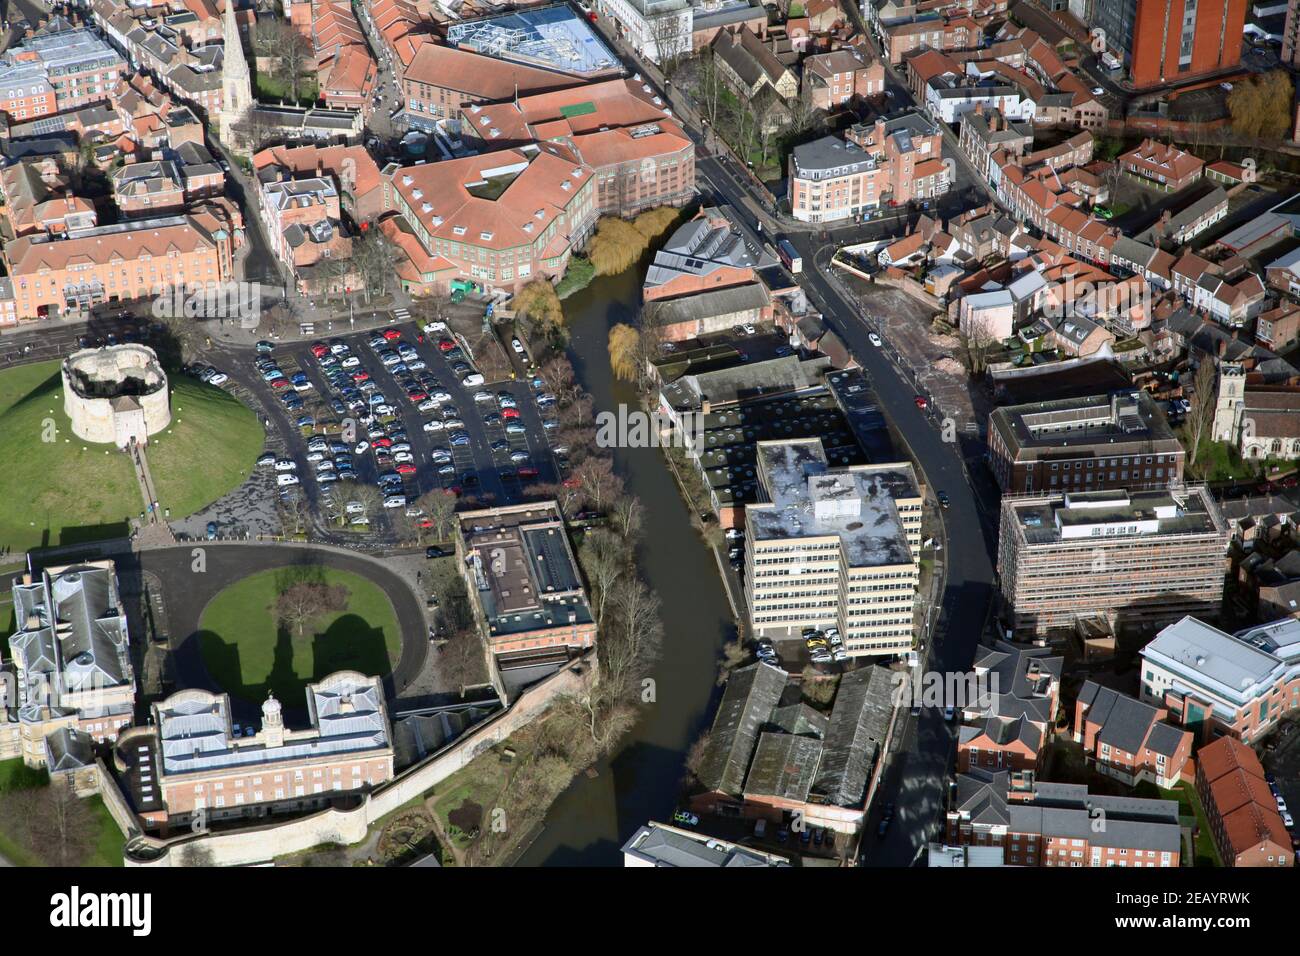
{"left": 517, "top": 267, "right": 738, "bottom": 866}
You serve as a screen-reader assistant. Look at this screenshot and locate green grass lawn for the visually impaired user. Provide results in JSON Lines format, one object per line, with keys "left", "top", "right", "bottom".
{"left": 1134, "top": 779, "right": 1222, "bottom": 867}
{"left": 198, "top": 566, "right": 403, "bottom": 704}
{"left": 0, "top": 361, "right": 263, "bottom": 553}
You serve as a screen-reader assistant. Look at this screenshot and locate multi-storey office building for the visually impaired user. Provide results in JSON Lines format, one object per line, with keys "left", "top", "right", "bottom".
{"left": 987, "top": 391, "right": 1186, "bottom": 495}
{"left": 745, "top": 438, "right": 920, "bottom": 657}
{"left": 1140, "top": 615, "right": 1300, "bottom": 743}
{"left": 1089, "top": 0, "right": 1246, "bottom": 89}
{"left": 3, "top": 27, "right": 125, "bottom": 115}
{"left": 997, "top": 486, "right": 1230, "bottom": 636}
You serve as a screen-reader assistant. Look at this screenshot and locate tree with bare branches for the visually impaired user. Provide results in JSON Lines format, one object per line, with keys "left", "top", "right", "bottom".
{"left": 1186, "top": 359, "right": 1219, "bottom": 467}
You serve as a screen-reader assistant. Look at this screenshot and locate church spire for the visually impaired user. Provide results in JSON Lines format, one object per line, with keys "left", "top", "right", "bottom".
{"left": 218, "top": 0, "right": 253, "bottom": 149}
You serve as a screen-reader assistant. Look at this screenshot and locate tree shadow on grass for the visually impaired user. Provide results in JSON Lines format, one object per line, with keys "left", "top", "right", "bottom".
{"left": 311, "top": 613, "right": 394, "bottom": 684}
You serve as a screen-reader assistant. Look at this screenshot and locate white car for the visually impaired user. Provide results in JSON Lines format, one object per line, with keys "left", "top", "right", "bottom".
{"left": 423, "top": 419, "right": 445, "bottom": 432}
{"left": 740, "top": 324, "right": 756, "bottom": 335}
{"left": 1091, "top": 86, "right": 1104, "bottom": 96}
{"left": 354, "top": 441, "right": 370, "bottom": 454}
{"left": 383, "top": 495, "right": 408, "bottom": 509}
{"left": 869, "top": 332, "right": 883, "bottom": 347}
{"left": 341, "top": 356, "right": 361, "bottom": 368}
{"left": 474, "top": 390, "right": 494, "bottom": 403}
{"left": 306, "top": 450, "right": 326, "bottom": 462}
{"left": 393, "top": 451, "right": 415, "bottom": 464}
{"left": 207, "top": 371, "right": 229, "bottom": 386}
{"left": 462, "top": 373, "right": 485, "bottom": 387}
{"left": 423, "top": 320, "right": 447, "bottom": 333}
{"left": 276, "top": 473, "right": 300, "bottom": 486}
{"left": 273, "top": 458, "right": 298, "bottom": 472}
{"left": 345, "top": 501, "right": 366, "bottom": 515}
{"left": 512, "top": 337, "right": 526, "bottom": 354}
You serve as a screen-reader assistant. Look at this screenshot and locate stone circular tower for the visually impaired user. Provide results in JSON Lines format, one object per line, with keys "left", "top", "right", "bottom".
{"left": 62, "top": 344, "right": 171, "bottom": 448}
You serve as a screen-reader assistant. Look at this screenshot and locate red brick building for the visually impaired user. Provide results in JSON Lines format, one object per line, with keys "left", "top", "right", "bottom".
{"left": 1074, "top": 681, "right": 1194, "bottom": 788}
{"left": 1195, "top": 736, "right": 1294, "bottom": 867}
{"left": 1118, "top": 138, "right": 1205, "bottom": 191}
{"left": 1101, "top": 0, "right": 1247, "bottom": 89}
{"left": 947, "top": 769, "right": 1183, "bottom": 867}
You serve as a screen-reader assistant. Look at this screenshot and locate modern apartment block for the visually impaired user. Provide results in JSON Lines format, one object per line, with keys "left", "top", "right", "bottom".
{"left": 385, "top": 144, "right": 597, "bottom": 295}
{"left": 946, "top": 769, "right": 1183, "bottom": 867}
{"left": 997, "top": 486, "right": 1230, "bottom": 636}
{"left": 131, "top": 672, "right": 394, "bottom": 827}
{"left": 457, "top": 78, "right": 695, "bottom": 218}
{"left": 457, "top": 501, "right": 597, "bottom": 660}
{"left": 1140, "top": 615, "right": 1300, "bottom": 742}
{"left": 1, "top": 560, "right": 136, "bottom": 767}
{"left": 788, "top": 111, "right": 949, "bottom": 223}
{"left": 745, "top": 438, "right": 921, "bottom": 657}
{"left": 0, "top": 27, "right": 125, "bottom": 118}
{"left": 1089, "top": 0, "right": 1246, "bottom": 89}
{"left": 622, "top": 821, "right": 791, "bottom": 866}
{"left": 987, "top": 391, "right": 1186, "bottom": 495}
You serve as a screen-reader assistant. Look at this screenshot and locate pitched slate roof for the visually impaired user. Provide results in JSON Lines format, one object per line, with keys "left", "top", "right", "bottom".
{"left": 697, "top": 662, "right": 787, "bottom": 795}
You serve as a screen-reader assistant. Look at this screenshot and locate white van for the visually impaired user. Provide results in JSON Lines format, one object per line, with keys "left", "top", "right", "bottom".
{"left": 383, "top": 495, "right": 408, "bottom": 509}
{"left": 277, "top": 473, "right": 300, "bottom": 486}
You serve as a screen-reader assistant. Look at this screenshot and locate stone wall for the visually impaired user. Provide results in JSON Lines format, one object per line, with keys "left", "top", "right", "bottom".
{"left": 121, "top": 653, "right": 593, "bottom": 867}
{"left": 62, "top": 345, "right": 171, "bottom": 447}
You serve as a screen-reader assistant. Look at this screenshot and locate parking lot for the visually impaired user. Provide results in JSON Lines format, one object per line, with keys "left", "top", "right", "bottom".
{"left": 201, "top": 308, "right": 562, "bottom": 537}
{"left": 1261, "top": 717, "right": 1300, "bottom": 859}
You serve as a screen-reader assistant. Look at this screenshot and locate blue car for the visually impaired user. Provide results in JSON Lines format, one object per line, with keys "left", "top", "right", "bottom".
{"left": 449, "top": 432, "right": 471, "bottom": 446}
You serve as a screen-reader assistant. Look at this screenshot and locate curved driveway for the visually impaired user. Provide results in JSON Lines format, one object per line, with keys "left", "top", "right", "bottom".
{"left": 136, "top": 543, "right": 427, "bottom": 720}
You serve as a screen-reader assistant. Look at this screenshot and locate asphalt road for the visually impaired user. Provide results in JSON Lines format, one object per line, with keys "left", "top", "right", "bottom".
{"left": 698, "top": 152, "right": 1000, "bottom": 866}
{"left": 133, "top": 543, "right": 428, "bottom": 722}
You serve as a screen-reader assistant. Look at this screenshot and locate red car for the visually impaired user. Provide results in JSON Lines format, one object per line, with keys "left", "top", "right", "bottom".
{"left": 502, "top": 407, "right": 521, "bottom": 419}
{"left": 351, "top": 371, "right": 369, "bottom": 382}
{"left": 914, "top": 395, "right": 928, "bottom": 409}
{"left": 417, "top": 518, "right": 434, "bottom": 529}
{"left": 310, "top": 343, "right": 329, "bottom": 358}
{"left": 270, "top": 377, "right": 290, "bottom": 389}
{"left": 563, "top": 476, "right": 581, "bottom": 489}
{"left": 382, "top": 328, "right": 403, "bottom": 341}
{"left": 518, "top": 466, "right": 539, "bottom": 478}
{"left": 437, "top": 339, "right": 455, "bottom": 352}
{"left": 372, "top": 437, "right": 394, "bottom": 448}
{"left": 407, "top": 390, "right": 428, "bottom": 402}
{"left": 395, "top": 463, "right": 417, "bottom": 475}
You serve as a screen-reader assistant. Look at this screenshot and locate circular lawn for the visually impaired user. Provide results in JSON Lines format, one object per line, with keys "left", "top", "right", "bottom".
{"left": 0, "top": 360, "right": 263, "bottom": 553}
{"left": 197, "top": 566, "right": 403, "bottom": 705}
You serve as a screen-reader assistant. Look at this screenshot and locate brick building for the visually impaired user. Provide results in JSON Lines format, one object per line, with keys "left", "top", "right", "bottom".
{"left": 457, "top": 78, "right": 695, "bottom": 218}
{"left": 1073, "top": 681, "right": 1194, "bottom": 787}
{"left": 643, "top": 205, "right": 776, "bottom": 301}
{"left": 0, "top": 212, "right": 235, "bottom": 320}
{"left": 134, "top": 672, "right": 394, "bottom": 827}
{"left": 802, "top": 47, "right": 886, "bottom": 111}
{"left": 788, "top": 111, "right": 949, "bottom": 223}
{"left": 1195, "top": 735, "right": 1294, "bottom": 866}
{"left": 456, "top": 501, "right": 597, "bottom": 660}
{"left": 987, "top": 391, "right": 1186, "bottom": 495}
{"left": 1118, "top": 138, "right": 1205, "bottom": 191}
{"left": 385, "top": 144, "right": 597, "bottom": 295}
{"left": 1089, "top": 0, "right": 1246, "bottom": 89}
{"left": 946, "top": 769, "right": 1183, "bottom": 866}
{"left": 956, "top": 641, "right": 1062, "bottom": 773}
{"left": 1141, "top": 616, "right": 1300, "bottom": 743}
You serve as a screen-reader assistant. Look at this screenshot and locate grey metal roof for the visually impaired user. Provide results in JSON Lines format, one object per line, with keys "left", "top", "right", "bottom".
{"left": 811, "top": 664, "right": 893, "bottom": 807}
{"left": 621, "top": 822, "right": 790, "bottom": 867}
{"left": 697, "top": 662, "right": 787, "bottom": 796}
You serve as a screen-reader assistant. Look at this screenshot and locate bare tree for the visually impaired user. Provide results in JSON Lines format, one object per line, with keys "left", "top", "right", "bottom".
{"left": 22, "top": 784, "right": 97, "bottom": 866}
{"left": 1186, "top": 359, "right": 1218, "bottom": 467}
{"left": 959, "top": 312, "right": 999, "bottom": 376}
{"left": 648, "top": 12, "right": 690, "bottom": 77}
{"left": 578, "top": 528, "right": 626, "bottom": 626}
{"left": 441, "top": 626, "right": 486, "bottom": 697}
{"left": 275, "top": 581, "right": 347, "bottom": 638}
